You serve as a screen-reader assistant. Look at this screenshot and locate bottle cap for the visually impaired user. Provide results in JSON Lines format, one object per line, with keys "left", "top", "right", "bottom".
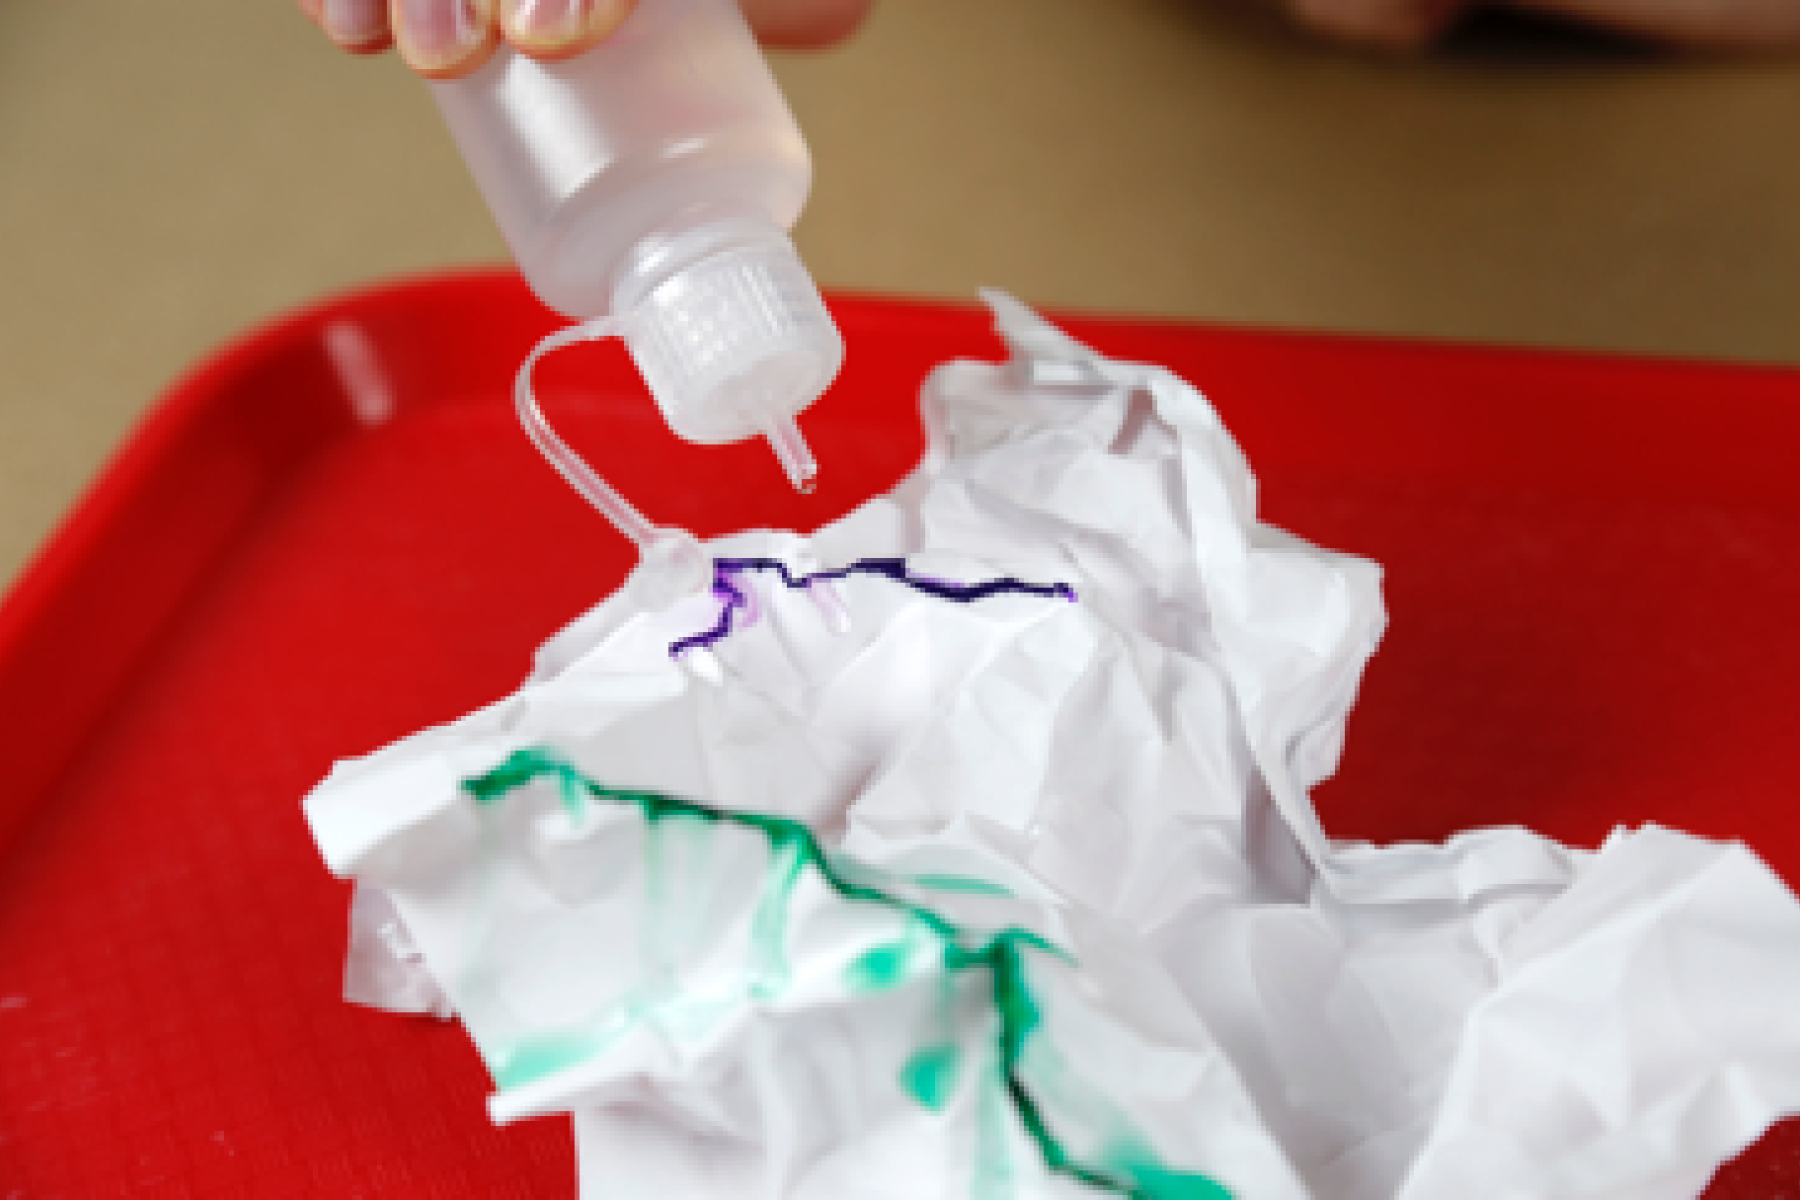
{"left": 622, "top": 230, "right": 841, "bottom": 491}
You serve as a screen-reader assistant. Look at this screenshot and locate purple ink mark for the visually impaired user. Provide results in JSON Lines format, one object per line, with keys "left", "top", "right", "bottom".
{"left": 670, "top": 558, "right": 1078, "bottom": 659}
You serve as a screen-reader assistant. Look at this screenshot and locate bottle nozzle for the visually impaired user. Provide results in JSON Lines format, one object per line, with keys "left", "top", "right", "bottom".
{"left": 761, "top": 411, "right": 818, "bottom": 493}
{"left": 619, "top": 220, "right": 843, "bottom": 489}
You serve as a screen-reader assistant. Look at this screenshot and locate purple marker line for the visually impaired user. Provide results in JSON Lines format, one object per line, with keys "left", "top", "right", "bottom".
{"left": 670, "top": 557, "right": 1078, "bottom": 659}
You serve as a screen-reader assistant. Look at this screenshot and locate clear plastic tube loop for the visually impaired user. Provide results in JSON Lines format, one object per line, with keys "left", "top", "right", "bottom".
{"left": 513, "top": 317, "right": 661, "bottom": 551}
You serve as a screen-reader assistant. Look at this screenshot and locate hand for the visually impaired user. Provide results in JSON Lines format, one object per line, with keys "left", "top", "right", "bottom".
{"left": 299, "top": 0, "right": 873, "bottom": 78}
{"left": 1285, "top": 0, "right": 1800, "bottom": 52}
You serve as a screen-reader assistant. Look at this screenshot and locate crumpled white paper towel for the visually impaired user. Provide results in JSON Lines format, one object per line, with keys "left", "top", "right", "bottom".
{"left": 306, "top": 292, "right": 1800, "bottom": 1200}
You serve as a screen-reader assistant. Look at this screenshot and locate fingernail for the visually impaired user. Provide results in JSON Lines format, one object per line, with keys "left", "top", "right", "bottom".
{"left": 396, "top": 0, "right": 494, "bottom": 72}
{"left": 321, "top": 0, "right": 387, "bottom": 46}
{"left": 501, "top": 0, "right": 629, "bottom": 52}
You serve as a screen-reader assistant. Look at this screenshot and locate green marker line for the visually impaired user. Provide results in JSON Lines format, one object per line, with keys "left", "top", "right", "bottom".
{"left": 914, "top": 873, "right": 1014, "bottom": 898}
{"left": 464, "top": 748, "right": 1230, "bottom": 1200}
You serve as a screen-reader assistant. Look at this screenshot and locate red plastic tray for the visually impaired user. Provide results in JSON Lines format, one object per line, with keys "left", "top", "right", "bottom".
{"left": 3, "top": 271, "right": 1799, "bottom": 1197}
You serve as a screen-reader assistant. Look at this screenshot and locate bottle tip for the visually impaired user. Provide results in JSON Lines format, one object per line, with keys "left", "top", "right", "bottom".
{"left": 762, "top": 412, "right": 819, "bottom": 494}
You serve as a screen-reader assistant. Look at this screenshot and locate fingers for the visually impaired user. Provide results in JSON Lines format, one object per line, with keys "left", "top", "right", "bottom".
{"left": 739, "top": 0, "right": 875, "bottom": 47}
{"left": 1509, "top": 0, "right": 1800, "bottom": 49}
{"left": 499, "top": 0, "right": 637, "bottom": 61}
{"left": 392, "top": 0, "right": 502, "bottom": 78}
{"left": 309, "top": 0, "right": 872, "bottom": 79}
{"left": 306, "top": 0, "right": 394, "bottom": 53}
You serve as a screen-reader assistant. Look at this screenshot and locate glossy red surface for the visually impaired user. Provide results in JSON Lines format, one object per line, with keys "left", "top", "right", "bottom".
{"left": 1, "top": 271, "right": 1796, "bottom": 1195}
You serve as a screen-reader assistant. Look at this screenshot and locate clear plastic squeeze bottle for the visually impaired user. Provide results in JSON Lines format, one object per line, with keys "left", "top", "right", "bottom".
{"left": 430, "top": 0, "right": 841, "bottom": 493}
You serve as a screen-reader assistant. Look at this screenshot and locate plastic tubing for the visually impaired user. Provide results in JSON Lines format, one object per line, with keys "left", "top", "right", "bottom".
{"left": 513, "top": 316, "right": 657, "bottom": 551}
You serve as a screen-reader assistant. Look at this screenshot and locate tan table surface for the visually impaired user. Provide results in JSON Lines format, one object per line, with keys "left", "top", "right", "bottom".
{"left": 2, "top": 0, "right": 1798, "bottom": 593}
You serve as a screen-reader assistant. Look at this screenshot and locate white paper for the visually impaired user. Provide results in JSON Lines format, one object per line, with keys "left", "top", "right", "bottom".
{"left": 306, "top": 292, "right": 1800, "bottom": 1199}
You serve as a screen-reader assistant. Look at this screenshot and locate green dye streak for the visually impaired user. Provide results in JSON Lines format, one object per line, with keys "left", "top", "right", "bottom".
{"left": 1102, "top": 1142, "right": 1236, "bottom": 1200}
{"left": 974, "top": 1063, "right": 1016, "bottom": 1200}
{"left": 644, "top": 810, "right": 714, "bottom": 989}
{"left": 751, "top": 832, "right": 805, "bottom": 998}
{"left": 495, "top": 1033, "right": 601, "bottom": 1090}
{"left": 493, "top": 1000, "right": 644, "bottom": 1090}
{"left": 845, "top": 940, "right": 916, "bottom": 993}
{"left": 556, "top": 771, "right": 588, "bottom": 821}
{"left": 844, "top": 916, "right": 936, "bottom": 994}
{"left": 914, "top": 873, "right": 1014, "bottom": 898}
{"left": 466, "top": 748, "right": 1232, "bottom": 1200}
{"left": 900, "top": 1042, "right": 963, "bottom": 1110}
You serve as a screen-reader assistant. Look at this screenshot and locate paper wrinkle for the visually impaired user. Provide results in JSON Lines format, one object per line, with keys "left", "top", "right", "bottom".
{"left": 305, "top": 293, "right": 1800, "bottom": 1199}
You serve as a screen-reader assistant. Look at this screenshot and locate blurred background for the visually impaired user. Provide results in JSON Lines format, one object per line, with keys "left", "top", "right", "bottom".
{"left": 2, "top": 0, "right": 1798, "bottom": 593}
